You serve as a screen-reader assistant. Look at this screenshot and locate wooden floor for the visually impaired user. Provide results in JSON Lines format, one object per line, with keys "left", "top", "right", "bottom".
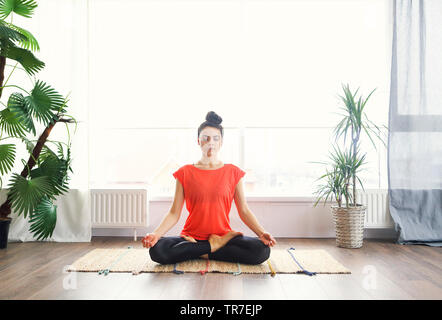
{"left": 0, "top": 237, "right": 441, "bottom": 300}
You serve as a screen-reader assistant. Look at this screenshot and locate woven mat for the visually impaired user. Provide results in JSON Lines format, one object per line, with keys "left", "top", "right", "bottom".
{"left": 67, "top": 247, "right": 351, "bottom": 276}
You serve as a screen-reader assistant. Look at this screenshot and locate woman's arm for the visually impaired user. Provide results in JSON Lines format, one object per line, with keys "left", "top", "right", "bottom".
{"left": 233, "top": 178, "right": 266, "bottom": 237}
{"left": 152, "top": 179, "right": 185, "bottom": 237}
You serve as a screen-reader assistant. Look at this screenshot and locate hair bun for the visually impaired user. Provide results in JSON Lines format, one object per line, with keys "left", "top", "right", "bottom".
{"left": 206, "top": 111, "right": 222, "bottom": 125}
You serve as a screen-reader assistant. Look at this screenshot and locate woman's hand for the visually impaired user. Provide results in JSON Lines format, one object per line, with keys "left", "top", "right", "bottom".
{"left": 142, "top": 233, "right": 160, "bottom": 248}
{"left": 259, "top": 231, "right": 276, "bottom": 247}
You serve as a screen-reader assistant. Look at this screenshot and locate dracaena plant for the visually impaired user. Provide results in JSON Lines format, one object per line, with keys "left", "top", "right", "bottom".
{"left": 311, "top": 143, "right": 368, "bottom": 208}
{"left": 0, "top": 0, "right": 76, "bottom": 240}
{"left": 311, "top": 83, "right": 388, "bottom": 208}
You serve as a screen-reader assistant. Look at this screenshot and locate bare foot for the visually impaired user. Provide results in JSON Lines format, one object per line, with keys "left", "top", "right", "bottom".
{"left": 208, "top": 230, "right": 243, "bottom": 253}
{"left": 182, "top": 235, "right": 197, "bottom": 243}
{"left": 200, "top": 254, "right": 209, "bottom": 259}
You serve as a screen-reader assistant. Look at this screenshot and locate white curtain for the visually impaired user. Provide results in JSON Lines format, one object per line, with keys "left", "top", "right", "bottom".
{"left": 6, "top": 0, "right": 90, "bottom": 242}
{"left": 388, "top": 0, "right": 442, "bottom": 246}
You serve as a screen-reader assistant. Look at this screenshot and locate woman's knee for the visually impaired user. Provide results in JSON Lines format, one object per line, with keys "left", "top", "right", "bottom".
{"left": 241, "top": 239, "right": 271, "bottom": 264}
{"left": 148, "top": 239, "right": 173, "bottom": 264}
{"left": 253, "top": 245, "right": 271, "bottom": 264}
{"left": 149, "top": 244, "right": 165, "bottom": 264}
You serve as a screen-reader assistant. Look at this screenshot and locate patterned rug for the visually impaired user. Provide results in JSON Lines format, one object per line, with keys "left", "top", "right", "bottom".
{"left": 67, "top": 246, "right": 351, "bottom": 276}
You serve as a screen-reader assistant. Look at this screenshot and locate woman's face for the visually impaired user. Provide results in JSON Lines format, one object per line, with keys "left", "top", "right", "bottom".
{"left": 198, "top": 127, "right": 222, "bottom": 158}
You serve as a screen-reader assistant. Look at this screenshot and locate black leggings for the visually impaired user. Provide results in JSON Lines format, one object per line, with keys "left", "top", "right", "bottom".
{"left": 149, "top": 235, "right": 271, "bottom": 265}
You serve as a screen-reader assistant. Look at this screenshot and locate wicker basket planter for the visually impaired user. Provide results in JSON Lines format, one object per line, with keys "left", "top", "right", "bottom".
{"left": 331, "top": 204, "right": 366, "bottom": 248}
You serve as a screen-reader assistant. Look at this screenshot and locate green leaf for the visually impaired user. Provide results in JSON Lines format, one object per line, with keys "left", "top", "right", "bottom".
{"left": 30, "top": 143, "right": 72, "bottom": 195}
{"left": 20, "top": 136, "right": 34, "bottom": 152}
{"left": 361, "top": 122, "right": 378, "bottom": 151}
{"left": 28, "top": 195, "right": 57, "bottom": 240}
{"left": 360, "top": 88, "right": 376, "bottom": 114}
{"left": 7, "top": 173, "right": 53, "bottom": 218}
{"left": 3, "top": 45, "right": 44, "bottom": 75}
{"left": 0, "top": 20, "right": 27, "bottom": 42}
{"left": 364, "top": 117, "right": 388, "bottom": 149}
{"left": 0, "top": 0, "right": 37, "bottom": 19}
{"left": 0, "top": 143, "right": 15, "bottom": 175}
{"left": 356, "top": 176, "right": 365, "bottom": 193}
{"left": 332, "top": 117, "right": 347, "bottom": 141}
{"left": 55, "top": 141, "right": 64, "bottom": 158}
{"left": 7, "top": 92, "right": 35, "bottom": 135}
{"left": 32, "top": 154, "right": 70, "bottom": 197}
{"left": 39, "top": 144, "right": 57, "bottom": 163}
{"left": 0, "top": 107, "right": 27, "bottom": 136}
{"left": 25, "top": 80, "right": 64, "bottom": 125}
{"left": 7, "top": 23, "right": 39, "bottom": 51}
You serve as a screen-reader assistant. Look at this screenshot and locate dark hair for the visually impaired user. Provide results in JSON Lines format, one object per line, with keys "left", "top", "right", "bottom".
{"left": 197, "top": 111, "right": 224, "bottom": 138}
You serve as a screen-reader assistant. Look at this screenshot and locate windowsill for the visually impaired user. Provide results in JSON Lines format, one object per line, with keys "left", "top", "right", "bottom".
{"left": 90, "top": 184, "right": 324, "bottom": 201}
{"left": 148, "top": 195, "right": 333, "bottom": 203}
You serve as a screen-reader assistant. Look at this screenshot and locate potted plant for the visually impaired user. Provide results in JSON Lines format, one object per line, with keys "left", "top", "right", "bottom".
{"left": 311, "top": 83, "right": 388, "bottom": 248}
{"left": 0, "top": 0, "right": 76, "bottom": 249}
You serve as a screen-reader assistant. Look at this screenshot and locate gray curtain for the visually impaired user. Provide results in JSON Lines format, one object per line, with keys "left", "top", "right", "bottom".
{"left": 388, "top": 0, "right": 442, "bottom": 246}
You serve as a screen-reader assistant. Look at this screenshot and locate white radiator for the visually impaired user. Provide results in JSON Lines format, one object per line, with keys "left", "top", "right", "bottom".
{"left": 356, "top": 189, "right": 394, "bottom": 228}
{"left": 91, "top": 189, "right": 149, "bottom": 240}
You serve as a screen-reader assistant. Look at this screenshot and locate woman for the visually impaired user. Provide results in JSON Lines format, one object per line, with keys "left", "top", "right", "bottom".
{"left": 143, "top": 111, "right": 277, "bottom": 265}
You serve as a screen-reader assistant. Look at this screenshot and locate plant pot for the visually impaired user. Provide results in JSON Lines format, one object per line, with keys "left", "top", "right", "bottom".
{"left": 331, "top": 204, "right": 366, "bottom": 249}
{"left": 0, "top": 217, "right": 12, "bottom": 249}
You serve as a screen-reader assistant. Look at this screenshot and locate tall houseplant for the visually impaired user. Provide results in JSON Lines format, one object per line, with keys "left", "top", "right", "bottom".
{"left": 0, "top": 0, "right": 76, "bottom": 248}
{"left": 312, "top": 83, "right": 388, "bottom": 248}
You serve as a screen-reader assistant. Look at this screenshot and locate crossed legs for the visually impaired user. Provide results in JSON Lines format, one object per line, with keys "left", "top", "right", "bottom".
{"left": 149, "top": 232, "right": 271, "bottom": 265}
{"left": 206, "top": 234, "right": 271, "bottom": 265}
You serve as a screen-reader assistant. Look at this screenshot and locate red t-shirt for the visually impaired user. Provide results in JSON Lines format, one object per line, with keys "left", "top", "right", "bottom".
{"left": 172, "top": 163, "right": 246, "bottom": 240}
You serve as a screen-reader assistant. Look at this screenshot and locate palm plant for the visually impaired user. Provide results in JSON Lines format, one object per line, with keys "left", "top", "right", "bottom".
{"left": 311, "top": 143, "right": 368, "bottom": 208}
{"left": 0, "top": 0, "right": 76, "bottom": 242}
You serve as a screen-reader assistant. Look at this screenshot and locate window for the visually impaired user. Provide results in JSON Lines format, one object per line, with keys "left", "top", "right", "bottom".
{"left": 88, "top": 0, "right": 392, "bottom": 196}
